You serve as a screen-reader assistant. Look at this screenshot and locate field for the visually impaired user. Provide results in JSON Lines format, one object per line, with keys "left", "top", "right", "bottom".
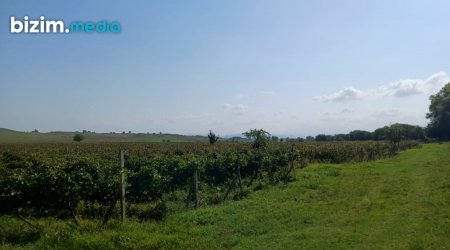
{"left": 0, "top": 128, "right": 207, "bottom": 143}
{"left": 0, "top": 141, "right": 448, "bottom": 249}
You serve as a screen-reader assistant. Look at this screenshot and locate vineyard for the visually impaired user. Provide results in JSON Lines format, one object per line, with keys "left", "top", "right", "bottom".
{"left": 0, "top": 140, "right": 420, "bottom": 225}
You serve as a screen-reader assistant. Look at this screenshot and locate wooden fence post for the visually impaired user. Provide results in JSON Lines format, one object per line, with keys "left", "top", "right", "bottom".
{"left": 193, "top": 168, "right": 199, "bottom": 209}
{"left": 120, "top": 150, "right": 126, "bottom": 222}
{"left": 291, "top": 160, "right": 296, "bottom": 180}
{"left": 236, "top": 166, "right": 243, "bottom": 196}
{"left": 291, "top": 145, "right": 296, "bottom": 180}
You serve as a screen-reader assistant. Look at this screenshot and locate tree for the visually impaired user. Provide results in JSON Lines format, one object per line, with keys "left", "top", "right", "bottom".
{"left": 373, "top": 127, "right": 387, "bottom": 140}
{"left": 383, "top": 124, "right": 404, "bottom": 155}
{"left": 373, "top": 124, "right": 424, "bottom": 141}
{"left": 315, "top": 134, "right": 328, "bottom": 141}
{"left": 305, "top": 136, "right": 315, "bottom": 141}
{"left": 385, "top": 126, "right": 402, "bottom": 144}
{"left": 348, "top": 130, "right": 373, "bottom": 141}
{"left": 334, "top": 134, "right": 346, "bottom": 141}
{"left": 73, "top": 133, "right": 84, "bottom": 142}
{"left": 207, "top": 130, "right": 219, "bottom": 144}
{"left": 426, "top": 83, "right": 450, "bottom": 140}
{"left": 243, "top": 129, "right": 271, "bottom": 149}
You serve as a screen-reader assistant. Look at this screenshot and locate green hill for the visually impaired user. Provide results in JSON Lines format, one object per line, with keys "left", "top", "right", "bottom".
{"left": 1, "top": 143, "right": 449, "bottom": 249}
{"left": 0, "top": 128, "right": 207, "bottom": 143}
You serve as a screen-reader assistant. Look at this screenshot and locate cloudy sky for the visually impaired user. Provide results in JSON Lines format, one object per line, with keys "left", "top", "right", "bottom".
{"left": 1, "top": 0, "right": 450, "bottom": 136}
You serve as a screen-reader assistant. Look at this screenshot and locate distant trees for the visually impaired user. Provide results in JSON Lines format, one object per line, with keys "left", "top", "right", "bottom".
{"left": 311, "top": 124, "right": 424, "bottom": 142}
{"left": 385, "top": 125, "right": 403, "bottom": 144}
{"left": 282, "top": 136, "right": 308, "bottom": 142}
{"left": 315, "top": 134, "right": 329, "bottom": 141}
{"left": 207, "top": 130, "right": 219, "bottom": 145}
{"left": 426, "top": 83, "right": 450, "bottom": 140}
{"left": 373, "top": 128, "right": 386, "bottom": 141}
{"left": 73, "top": 133, "right": 84, "bottom": 142}
{"left": 305, "top": 136, "right": 315, "bottom": 141}
{"left": 348, "top": 130, "right": 372, "bottom": 141}
{"left": 315, "top": 131, "right": 371, "bottom": 141}
{"left": 376, "top": 124, "right": 424, "bottom": 141}
{"left": 334, "top": 134, "right": 346, "bottom": 141}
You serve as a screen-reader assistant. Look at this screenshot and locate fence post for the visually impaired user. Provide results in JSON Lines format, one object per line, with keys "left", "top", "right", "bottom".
{"left": 193, "top": 168, "right": 199, "bottom": 209}
{"left": 291, "top": 145, "right": 296, "bottom": 180}
{"left": 236, "top": 166, "right": 243, "bottom": 196}
{"left": 120, "top": 150, "right": 126, "bottom": 222}
{"left": 291, "top": 160, "right": 296, "bottom": 180}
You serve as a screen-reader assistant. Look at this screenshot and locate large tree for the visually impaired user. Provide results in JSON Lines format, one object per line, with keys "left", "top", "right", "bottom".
{"left": 426, "top": 83, "right": 450, "bottom": 140}
{"left": 243, "top": 129, "right": 271, "bottom": 149}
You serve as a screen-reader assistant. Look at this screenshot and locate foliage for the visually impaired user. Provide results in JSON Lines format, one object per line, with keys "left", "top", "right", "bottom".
{"left": 73, "top": 133, "right": 84, "bottom": 142}
{"left": 348, "top": 130, "right": 373, "bottom": 141}
{"left": 0, "top": 140, "right": 420, "bottom": 222}
{"left": 374, "top": 124, "right": 424, "bottom": 141}
{"left": 314, "top": 124, "right": 424, "bottom": 142}
{"left": 207, "top": 130, "right": 219, "bottom": 145}
{"left": 0, "top": 143, "right": 447, "bottom": 250}
{"left": 426, "top": 83, "right": 450, "bottom": 140}
{"left": 385, "top": 125, "right": 403, "bottom": 144}
{"left": 243, "top": 129, "right": 271, "bottom": 149}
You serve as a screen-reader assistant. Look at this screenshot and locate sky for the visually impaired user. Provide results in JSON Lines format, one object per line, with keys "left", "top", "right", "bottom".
{"left": 1, "top": 0, "right": 450, "bottom": 137}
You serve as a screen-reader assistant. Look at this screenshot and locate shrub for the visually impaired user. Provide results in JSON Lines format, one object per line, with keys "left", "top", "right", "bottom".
{"left": 73, "top": 133, "right": 84, "bottom": 142}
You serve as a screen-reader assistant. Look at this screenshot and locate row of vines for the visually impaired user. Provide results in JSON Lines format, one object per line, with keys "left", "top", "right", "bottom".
{"left": 0, "top": 141, "right": 420, "bottom": 224}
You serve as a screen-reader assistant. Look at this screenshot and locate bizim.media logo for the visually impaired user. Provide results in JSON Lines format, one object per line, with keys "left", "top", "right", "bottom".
{"left": 10, "top": 16, "right": 121, "bottom": 34}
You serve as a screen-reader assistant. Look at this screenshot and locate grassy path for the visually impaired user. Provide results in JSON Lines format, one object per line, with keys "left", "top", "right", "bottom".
{"left": 1, "top": 143, "right": 449, "bottom": 249}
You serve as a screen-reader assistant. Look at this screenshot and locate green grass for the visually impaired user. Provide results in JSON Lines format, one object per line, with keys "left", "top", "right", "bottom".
{"left": 0, "top": 128, "right": 207, "bottom": 143}
{"left": 1, "top": 143, "right": 449, "bottom": 249}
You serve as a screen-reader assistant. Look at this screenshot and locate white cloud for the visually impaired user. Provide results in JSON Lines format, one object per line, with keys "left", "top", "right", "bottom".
{"left": 425, "top": 71, "right": 449, "bottom": 87}
{"left": 314, "top": 87, "right": 366, "bottom": 102}
{"left": 222, "top": 103, "right": 247, "bottom": 115}
{"left": 378, "top": 72, "right": 448, "bottom": 97}
{"left": 380, "top": 79, "right": 423, "bottom": 97}
{"left": 314, "top": 72, "right": 450, "bottom": 102}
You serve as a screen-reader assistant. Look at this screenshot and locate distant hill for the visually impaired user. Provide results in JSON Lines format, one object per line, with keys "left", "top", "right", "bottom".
{"left": 0, "top": 128, "right": 208, "bottom": 143}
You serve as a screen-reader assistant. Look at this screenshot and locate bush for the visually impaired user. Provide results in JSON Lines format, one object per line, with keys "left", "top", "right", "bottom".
{"left": 73, "top": 133, "right": 84, "bottom": 142}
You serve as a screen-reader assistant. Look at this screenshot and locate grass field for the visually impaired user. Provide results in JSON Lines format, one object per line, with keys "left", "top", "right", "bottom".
{"left": 1, "top": 143, "right": 449, "bottom": 249}
{"left": 0, "top": 128, "right": 207, "bottom": 143}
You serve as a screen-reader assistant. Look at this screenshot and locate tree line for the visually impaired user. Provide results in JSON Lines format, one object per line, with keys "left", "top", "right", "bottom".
{"left": 276, "top": 82, "right": 450, "bottom": 143}
{"left": 311, "top": 123, "right": 425, "bottom": 142}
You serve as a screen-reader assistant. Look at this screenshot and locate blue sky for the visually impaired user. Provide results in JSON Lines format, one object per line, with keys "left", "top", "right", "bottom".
{"left": 1, "top": 0, "right": 450, "bottom": 136}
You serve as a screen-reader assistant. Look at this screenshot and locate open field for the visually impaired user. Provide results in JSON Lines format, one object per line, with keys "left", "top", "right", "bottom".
{"left": 0, "top": 128, "right": 207, "bottom": 143}
{"left": 1, "top": 143, "right": 448, "bottom": 249}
